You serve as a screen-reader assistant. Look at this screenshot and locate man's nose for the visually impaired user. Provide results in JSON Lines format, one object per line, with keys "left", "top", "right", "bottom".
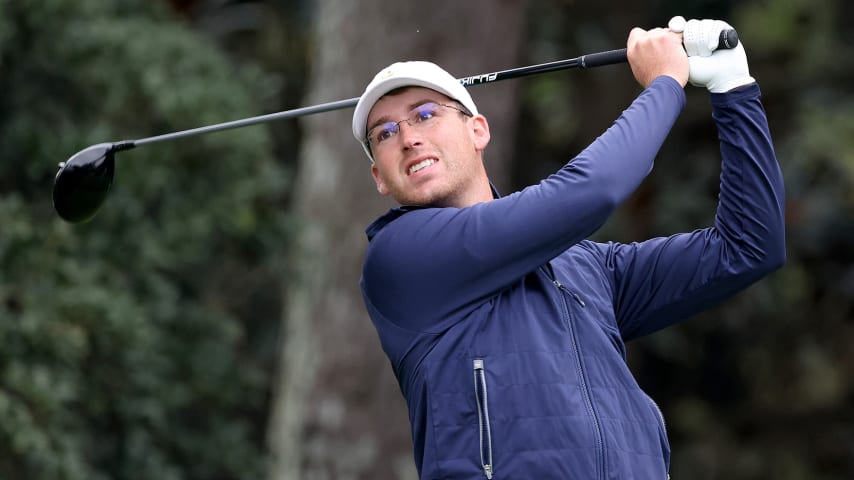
{"left": 397, "top": 121, "right": 423, "bottom": 149}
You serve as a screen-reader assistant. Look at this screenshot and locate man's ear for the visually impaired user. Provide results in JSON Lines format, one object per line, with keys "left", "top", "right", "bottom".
{"left": 470, "top": 115, "right": 491, "bottom": 152}
{"left": 371, "top": 164, "right": 389, "bottom": 195}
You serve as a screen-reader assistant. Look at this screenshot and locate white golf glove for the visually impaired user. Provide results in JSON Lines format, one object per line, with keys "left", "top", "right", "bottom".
{"left": 670, "top": 17, "right": 756, "bottom": 93}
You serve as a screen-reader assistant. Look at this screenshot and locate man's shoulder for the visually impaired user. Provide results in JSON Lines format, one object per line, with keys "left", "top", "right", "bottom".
{"left": 365, "top": 205, "right": 442, "bottom": 241}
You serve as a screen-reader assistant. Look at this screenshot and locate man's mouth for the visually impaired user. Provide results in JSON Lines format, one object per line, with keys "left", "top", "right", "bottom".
{"left": 408, "top": 158, "right": 437, "bottom": 175}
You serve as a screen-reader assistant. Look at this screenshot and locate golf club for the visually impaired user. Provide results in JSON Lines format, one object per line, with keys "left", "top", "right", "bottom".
{"left": 53, "top": 28, "right": 738, "bottom": 223}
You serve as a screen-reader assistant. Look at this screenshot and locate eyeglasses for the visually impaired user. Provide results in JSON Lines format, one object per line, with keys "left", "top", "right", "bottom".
{"left": 365, "top": 102, "right": 472, "bottom": 150}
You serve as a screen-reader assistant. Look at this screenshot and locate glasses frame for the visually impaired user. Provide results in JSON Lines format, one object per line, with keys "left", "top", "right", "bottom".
{"left": 363, "top": 102, "right": 472, "bottom": 154}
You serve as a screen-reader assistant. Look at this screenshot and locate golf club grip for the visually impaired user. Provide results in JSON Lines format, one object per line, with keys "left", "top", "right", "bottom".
{"left": 579, "top": 49, "right": 628, "bottom": 68}
{"left": 580, "top": 29, "right": 738, "bottom": 69}
{"left": 718, "top": 29, "right": 739, "bottom": 49}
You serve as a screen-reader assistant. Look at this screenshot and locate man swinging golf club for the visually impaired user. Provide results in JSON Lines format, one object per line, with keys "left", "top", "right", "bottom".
{"left": 352, "top": 16, "right": 785, "bottom": 480}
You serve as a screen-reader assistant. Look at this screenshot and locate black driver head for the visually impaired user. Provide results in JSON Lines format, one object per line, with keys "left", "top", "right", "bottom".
{"left": 53, "top": 143, "right": 116, "bottom": 223}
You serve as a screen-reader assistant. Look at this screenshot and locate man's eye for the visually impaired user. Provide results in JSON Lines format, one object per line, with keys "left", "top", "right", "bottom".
{"left": 376, "top": 125, "right": 396, "bottom": 142}
{"left": 414, "top": 105, "right": 438, "bottom": 122}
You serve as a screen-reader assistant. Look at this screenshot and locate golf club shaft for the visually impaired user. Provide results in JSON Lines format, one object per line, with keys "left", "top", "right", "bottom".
{"left": 129, "top": 49, "right": 629, "bottom": 149}
{"left": 96, "top": 27, "right": 741, "bottom": 151}
{"left": 461, "top": 49, "right": 627, "bottom": 86}
{"left": 131, "top": 97, "right": 360, "bottom": 147}
{"left": 130, "top": 25, "right": 738, "bottom": 149}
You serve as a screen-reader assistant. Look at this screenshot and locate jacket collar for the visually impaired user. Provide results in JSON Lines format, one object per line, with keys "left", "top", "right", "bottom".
{"left": 365, "top": 181, "right": 502, "bottom": 241}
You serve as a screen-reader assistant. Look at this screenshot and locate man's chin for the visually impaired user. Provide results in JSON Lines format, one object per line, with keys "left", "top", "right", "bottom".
{"left": 394, "top": 191, "right": 444, "bottom": 208}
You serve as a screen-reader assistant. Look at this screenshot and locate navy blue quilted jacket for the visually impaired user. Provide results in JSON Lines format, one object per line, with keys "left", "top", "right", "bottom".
{"left": 361, "top": 77, "right": 786, "bottom": 479}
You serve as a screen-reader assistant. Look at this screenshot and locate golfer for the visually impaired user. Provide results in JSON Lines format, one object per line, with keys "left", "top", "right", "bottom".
{"left": 352, "top": 18, "right": 785, "bottom": 480}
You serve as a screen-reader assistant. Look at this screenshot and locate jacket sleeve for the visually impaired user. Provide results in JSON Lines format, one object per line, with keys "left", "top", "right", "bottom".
{"left": 603, "top": 83, "right": 786, "bottom": 341}
{"left": 362, "top": 76, "right": 687, "bottom": 334}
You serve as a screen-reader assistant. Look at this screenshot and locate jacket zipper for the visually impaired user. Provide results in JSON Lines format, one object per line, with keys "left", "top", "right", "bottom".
{"left": 647, "top": 394, "right": 671, "bottom": 480}
{"left": 648, "top": 395, "right": 667, "bottom": 434}
{"left": 547, "top": 269, "right": 605, "bottom": 480}
{"left": 473, "top": 359, "right": 494, "bottom": 479}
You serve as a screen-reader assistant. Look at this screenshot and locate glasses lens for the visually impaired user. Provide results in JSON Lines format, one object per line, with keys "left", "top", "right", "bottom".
{"left": 370, "top": 122, "right": 398, "bottom": 146}
{"left": 413, "top": 103, "right": 439, "bottom": 121}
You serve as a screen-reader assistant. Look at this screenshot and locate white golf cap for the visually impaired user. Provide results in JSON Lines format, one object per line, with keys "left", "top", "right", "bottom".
{"left": 352, "top": 61, "right": 478, "bottom": 161}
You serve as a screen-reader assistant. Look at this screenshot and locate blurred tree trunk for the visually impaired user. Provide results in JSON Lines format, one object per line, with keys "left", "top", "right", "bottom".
{"left": 266, "top": 1, "right": 528, "bottom": 479}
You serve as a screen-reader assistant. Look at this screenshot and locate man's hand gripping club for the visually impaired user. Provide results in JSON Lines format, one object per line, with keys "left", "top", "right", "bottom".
{"left": 627, "top": 16, "right": 755, "bottom": 93}
{"left": 626, "top": 25, "right": 689, "bottom": 88}
{"left": 669, "top": 16, "right": 756, "bottom": 93}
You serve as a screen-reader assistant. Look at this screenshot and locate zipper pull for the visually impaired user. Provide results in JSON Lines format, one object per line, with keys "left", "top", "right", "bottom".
{"left": 553, "top": 278, "right": 587, "bottom": 307}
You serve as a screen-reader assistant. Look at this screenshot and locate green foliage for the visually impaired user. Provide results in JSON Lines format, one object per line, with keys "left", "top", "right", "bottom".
{"left": 0, "top": 1, "right": 291, "bottom": 479}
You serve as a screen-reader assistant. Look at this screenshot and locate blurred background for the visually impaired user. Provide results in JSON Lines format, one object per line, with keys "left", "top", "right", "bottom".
{"left": 1, "top": 0, "right": 852, "bottom": 479}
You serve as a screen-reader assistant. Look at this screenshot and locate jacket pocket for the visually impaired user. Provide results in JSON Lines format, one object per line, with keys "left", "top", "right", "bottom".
{"left": 473, "top": 359, "right": 494, "bottom": 479}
